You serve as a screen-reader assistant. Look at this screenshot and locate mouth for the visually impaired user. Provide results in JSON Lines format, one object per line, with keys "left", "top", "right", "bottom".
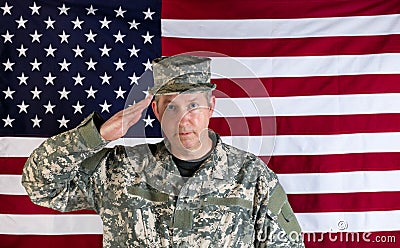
{"left": 178, "top": 131, "right": 192, "bottom": 137}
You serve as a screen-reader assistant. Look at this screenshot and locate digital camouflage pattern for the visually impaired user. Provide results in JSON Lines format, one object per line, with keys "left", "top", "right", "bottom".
{"left": 22, "top": 113, "right": 305, "bottom": 247}
{"left": 149, "top": 55, "right": 216, "bottom": 95}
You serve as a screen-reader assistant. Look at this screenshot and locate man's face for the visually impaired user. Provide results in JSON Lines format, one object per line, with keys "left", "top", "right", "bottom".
{"left": 152, "top": 92, "right": 215, "bottom": 152}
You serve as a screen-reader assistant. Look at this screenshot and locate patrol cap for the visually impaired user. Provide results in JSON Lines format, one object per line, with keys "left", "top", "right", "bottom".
{"left": 149, "top": 55, "right": 216, "bottom": 95}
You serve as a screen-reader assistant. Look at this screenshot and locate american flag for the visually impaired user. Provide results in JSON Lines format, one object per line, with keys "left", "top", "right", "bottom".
{"left": 1, "top": 0, "right": 400, "bottom": 247}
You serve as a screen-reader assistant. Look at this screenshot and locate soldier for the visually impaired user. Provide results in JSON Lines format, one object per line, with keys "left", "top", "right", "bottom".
{"left": 22, "top": 55, "right": 305, "bottom": 247}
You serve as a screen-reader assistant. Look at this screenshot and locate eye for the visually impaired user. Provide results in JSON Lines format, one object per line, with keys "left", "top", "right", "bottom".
{"left": 166, "top": 104, "right": 176, "bottom": 111}
{"left": 188, "top": 102, "right": 199, "bottom": 110}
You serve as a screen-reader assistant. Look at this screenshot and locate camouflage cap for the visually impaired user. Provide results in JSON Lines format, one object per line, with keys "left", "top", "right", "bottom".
{"left": 149, "top": 55, "right": 216, "bottom": 95}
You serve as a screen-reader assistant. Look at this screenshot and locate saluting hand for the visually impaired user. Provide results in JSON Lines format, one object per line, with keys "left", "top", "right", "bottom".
{"left": 99, "top": 95, "right": 153, "bottom": 141}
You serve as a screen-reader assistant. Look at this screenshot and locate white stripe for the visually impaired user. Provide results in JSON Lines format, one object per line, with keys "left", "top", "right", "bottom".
{"left": 4, "top": 170, "right": 400, "bottom": 195}
{"left": 0, "top": 175, "right": 26, "bottom": 195}
{"left": 297, "top": 210, "right": 400, "bottom": 233}
{"left": 214, "top": 93, "right": 400, "bottom": 117}
{"left": 278, "top": 170, "right": 400, "bottom": 194}
{"left": 0, "top": 214, "right": 103, "bottom": 235}
{"left": 0, "top": 137, "right": 45, "bottom": 157}
{"left": 162, "top": 14, "right": 400, "bottom": 39}
{"left": 1, "top": 211, "right": 399, "bottom": 234}
{"left": 2, "top": 132, "right": 400, "bottom": 157}
{"left": 210, "top": 54, "right": 400, "bottom": 78}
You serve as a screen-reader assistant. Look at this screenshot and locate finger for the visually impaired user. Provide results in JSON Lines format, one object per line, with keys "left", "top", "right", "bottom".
{"left": 124, "top": 95, "right": 153, "bottom": 114}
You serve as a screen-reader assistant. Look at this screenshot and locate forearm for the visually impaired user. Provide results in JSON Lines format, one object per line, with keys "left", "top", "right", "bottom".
{"left": 21, "top": 112, "right": 109, "bottom": 212}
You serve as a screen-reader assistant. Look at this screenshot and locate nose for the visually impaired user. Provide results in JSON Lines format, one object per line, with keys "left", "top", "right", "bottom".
{"left": 178, "top": 110, "right": 191, "bottom": 127}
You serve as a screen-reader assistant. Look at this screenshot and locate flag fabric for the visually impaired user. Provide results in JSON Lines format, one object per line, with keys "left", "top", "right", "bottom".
{"left": 1, "top": 0, "right": 400, "bottom": 247}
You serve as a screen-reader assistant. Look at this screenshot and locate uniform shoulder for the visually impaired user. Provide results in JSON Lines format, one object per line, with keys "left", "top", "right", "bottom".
{"left": 220, "top": 142, "right": 276, "bottom": 180}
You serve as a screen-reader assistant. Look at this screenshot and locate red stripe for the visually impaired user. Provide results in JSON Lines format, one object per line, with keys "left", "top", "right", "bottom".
{"left": 288, "top": 192, "right": 400, "bottom": 213}
{"left": 210, "top": 114, "right": 400, "bottom": 136}
{"left": 0, "top": 232, "right": 398, "bottom": 248}
{"left": 162, "top": 35, "right": 400, "bottom": 57}
{"left": 265, "top": 153, "right": 400, "bottom": 174}
{"left": 0, "top": 157, "right": 27, "bottom": 175}
{"left": 0, "top": 195, "right": 96, "bottom": 215}
{"left": 0, "top": 234, "right": 102, "bottom": 248}
{"left": 162, "top": 0, "right": 400, "bottom": 19}
{"left": 211, "top": 74, "right": 400, "bottom": 98}
{"left": 304, "top": 231, "right": 400, "bottom": 248}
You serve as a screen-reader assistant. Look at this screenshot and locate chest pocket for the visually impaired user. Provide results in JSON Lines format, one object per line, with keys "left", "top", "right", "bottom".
{"left": 194, "top": 197, "right": 255, "bottom": 248}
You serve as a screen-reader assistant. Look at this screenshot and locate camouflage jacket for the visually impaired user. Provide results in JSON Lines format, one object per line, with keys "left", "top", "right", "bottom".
{"left": 22, "top": 113, "right": 305, "bottom": 248}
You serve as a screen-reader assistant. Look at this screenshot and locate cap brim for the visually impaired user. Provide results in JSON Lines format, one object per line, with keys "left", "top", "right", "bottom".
{"left": 150, "top": 83, "right": 216, "bottom": 95}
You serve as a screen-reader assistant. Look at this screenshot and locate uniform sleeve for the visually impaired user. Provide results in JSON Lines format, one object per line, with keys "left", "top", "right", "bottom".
{"left": 254, "top": 169, "right": 305, "bottom": 248}
{"left": 21, "top": 112, "right": 111, "bottom": 212}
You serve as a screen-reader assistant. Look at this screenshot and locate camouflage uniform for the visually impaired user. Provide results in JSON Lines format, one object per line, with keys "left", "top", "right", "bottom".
{"left": 22, "top": 113, "right": 305, "bottom": 247}
{"left": 22, "top": 55, "right": 305, "bottom": 247}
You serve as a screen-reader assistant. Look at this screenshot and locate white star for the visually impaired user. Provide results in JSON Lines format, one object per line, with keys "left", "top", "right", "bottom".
{"left": 58, "top": 87, "right": 70, "bottom": 100}
{"left": 2, "top": 30, "right": 13, "bottom": 43}
{"left": 15, "top": 16, "right": 28, "bottom": 29}
{"left": 128, "top": 19, "right": 140, "bottom": 30}
{"left": 143, "top": 115, "right": 155, "bottom": 127}
{"left": 29, "top": 2, "right": 41, "bottom": 15}
{"left": 30, "top": 30, "right": 42, "bottom": 43}
{"left": 100, "top": 72, "right": 112, "bottom": 85}
{"left": 99, "top": 100, "right": 112, "bottom": 113}
{"left": 143, "top": 87, "right": 150, "bottom": 97}
{"left": 99, "top": 44, "right": 112, "bottom": 57}
{"left": 114, "top": 6, "right": 126, "bottom": 18}
{"left": 3, "top": 58, "right": 14, "bottom": 71}
{"left": 44, "top": 72, "right": 56, "bottom": 85}
{"left": 85, "top": 58, "right": 97, "bottom": 71}
{"left": 143, "top": 8, "right": 155, "bottom": 20}
{"left": 17, "top": 44, "right": 28, "bottom": 57}
{"left": 59, "top": 58, "right": 71, "bottom": 71}
{"left": 57, "top": 115, "right": 70, "bottom": 128}
{"left": 73, "top": 73, "right": 85, "bottom": 86}
{"left": 72, "top": 44, "right": 84, "bottom": 57}
{"left": 114, "top": 86, "right": 126, "bottom": 99}
{"left": 85, "top": 86, "right": 97, "bottom": 98}
{"left": 142, "top": 31, "right": 154, "bottom": 44}
{"left": 1, "top": 2, "right": 13, "bottom": 15}
{"left": 128, "top": 44, "right": 140, "bottom": 57}
{"left": 113, "top": 30, "right": 125, "bottom": 43}
{"left": 114, "top": 58, "right": 126, "bottom": 71}
{"left": 31, "top": 115, "right": 42, "bottom": 128}
{"left": 17, "top": 101, "right": 29, "bottom": 113}
{"left": 30, "top": 58, "right": 41, "bottom": 71}
{"left": 99, "top": 17, "right": 111, "bottom": 29}
{"left": 58, "top": 4, "right": 70, "bottom": 15}
{"left": 17, "top": 72, "right": 29, "bottom": 85}
{"left": 59, "top": 30, "right": 70, "bottom": 43}
{"left": 3, "top": 87, "right": 15, "bottom": 99}
{"left": 142, "top": 59, "right": 152, "bottom": 71}
{"left": 44, "top": 44, "right": 57, "bottom": 57}
{"left": 43, "top": 100, "right": 56, "bottom": 114}
{"left": 86, "top": 5, "right": 97, "bottom": 15}
{"left": 71, "top": 16, "right": 84, "bottom": 29}
{"left": 85, "top": 29, "right": 97, "bottom": 42}
{"left": 72, "top": 101, "right": 85, "bottom": 114}
{"left": 129, "top": 72, "right": 140, "bottom": 85}
{"left": 44, "top": 16, "right": 55, "bottom": 29}
{"left": 31, "top": 86, "right": 42, "bottom": 99}
{"left": 3, "top": 115, "right": 14, "bottom": 127}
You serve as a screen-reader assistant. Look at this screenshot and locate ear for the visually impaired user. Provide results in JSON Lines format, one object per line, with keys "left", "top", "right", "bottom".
{"left": 151, "top": 101, "right": 161, "bottom": 121}
{"left": 208, "top": 95, "right": 216, "bottom": 117}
